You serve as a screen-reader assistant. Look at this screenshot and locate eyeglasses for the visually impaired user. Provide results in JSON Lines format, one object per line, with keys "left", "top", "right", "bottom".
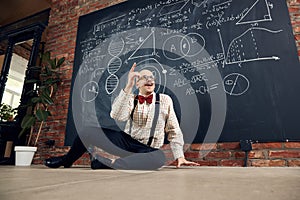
{"left": 138, "top": 75, "right": 155, "bottom": 81}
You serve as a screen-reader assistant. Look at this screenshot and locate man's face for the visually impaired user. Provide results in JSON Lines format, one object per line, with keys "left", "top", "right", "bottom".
{"left": 136, "top": 70, "right": 155, "bottom": 95}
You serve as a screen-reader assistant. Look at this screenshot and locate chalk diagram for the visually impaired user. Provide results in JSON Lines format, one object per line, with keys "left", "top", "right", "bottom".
{"left": 105, "top": 37, "right": 125, "bottom": 94}
{"left": 223, "top": 73, "right": 249, "bottom": 96}
{"left": 236, "top": 0, "right": 272, "bottom": 25}
{"left": 125, "top": 29, "right": 207, "bottom": 94}
{"left": 210, "top": 0, "right": 281, "bottom": 95}
{"left": 162, "top": 32, "right": 205, "bottom": 60}
{"left": 157, "top": 0, "right": 190, "bottom": 17}
{"left": 213, "top": 0, "right": 282, "bottom": 67}
{"left": 128, "top": 28, "right": 156, "bottom": 60}
{"left": 222, "top": 0, "right": 280, "bottom": 66}
{"left": 81, "top": 81, "right": 99, "bottom": 102}
{"left": 224, "top": 27, "right": 282, "bottom": 65}
{"left": 157, "top": 0, "right": 212, "bottom": 17}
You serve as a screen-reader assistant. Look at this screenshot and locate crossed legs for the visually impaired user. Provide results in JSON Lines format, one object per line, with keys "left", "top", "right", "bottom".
{"left": 45, "top": 127, "right": 165, "bottom": 170}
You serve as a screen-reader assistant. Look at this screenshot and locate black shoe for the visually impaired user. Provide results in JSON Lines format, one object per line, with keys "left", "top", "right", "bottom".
{"left": 90, "top": 156, "right": 113, "bottom": 170}
{"left": 44, "top": 155, "right": 72, "bottom": 168}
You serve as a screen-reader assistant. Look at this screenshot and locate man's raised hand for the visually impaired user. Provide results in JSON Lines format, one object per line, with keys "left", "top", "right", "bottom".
{"left": 124, "top": 63, "right": 140, "bottom": 93}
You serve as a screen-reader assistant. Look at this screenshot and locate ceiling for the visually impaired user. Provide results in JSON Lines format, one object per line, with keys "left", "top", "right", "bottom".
{"left": 0, "top": 0, "right": 51, "bottom": 27}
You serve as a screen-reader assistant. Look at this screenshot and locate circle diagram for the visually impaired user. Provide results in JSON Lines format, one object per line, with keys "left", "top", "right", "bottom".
{"left": 81, "top": 81, "right": 99, "bottom": 102}
{"left": 223, "top": 73, "right": 249, "bottom": 96}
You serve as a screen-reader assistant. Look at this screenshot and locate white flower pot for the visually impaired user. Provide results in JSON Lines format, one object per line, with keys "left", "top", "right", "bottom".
{"left": 14, "top": 146, "right": 37, "bottom": 166}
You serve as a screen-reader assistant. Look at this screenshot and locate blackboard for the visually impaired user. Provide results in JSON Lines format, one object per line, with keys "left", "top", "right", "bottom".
{"left": 65, "top": 0, "right": 300, "bottom": 145}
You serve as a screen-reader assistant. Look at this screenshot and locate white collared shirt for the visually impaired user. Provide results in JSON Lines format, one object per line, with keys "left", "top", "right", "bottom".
{"left": 110, "top": 90, "right": 184, "bottom": 159}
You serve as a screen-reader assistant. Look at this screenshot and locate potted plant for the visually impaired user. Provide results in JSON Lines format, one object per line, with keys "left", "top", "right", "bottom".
{"left": 14, "top": 52, "right": 65, "bottom": 166}
{"left": 0, "top": 103, "right": 17, "bottom": 122}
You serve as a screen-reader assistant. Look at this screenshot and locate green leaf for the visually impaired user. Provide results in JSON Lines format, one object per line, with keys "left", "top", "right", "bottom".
{"left": 43, "top": 87, "right": 51, "bottom": 96}
{"left": 36, "top": 109, "right": 50, "bottom": 121}
{"left": 38, "top": 86, "right": 47, "bottom": 90}
{"left": 41, "top": 93, "right": 54, "bottom": 105}
{"left": 31, "top": 97, "right": 41, "bottom": 104}
{"left": 43, "top": 78, "right": 54, "bottom": 85}
{"left": 25, "top": 90, "right": 37, "bottom": 96}
{"left": 56, "top": 57, "right": 65, "bottom": 68}
{"left": 21, "top": 115, "right": 36, "bottom": 129}
{"left": 53, "top": 58, "right": 57, "bottom": 68}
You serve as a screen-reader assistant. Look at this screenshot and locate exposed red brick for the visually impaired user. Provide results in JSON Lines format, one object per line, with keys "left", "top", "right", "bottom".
{"left": 251, "top": 160, "right": 286, "bottom": 167}
{"left": 248, "top": 150, "right": 266, "bottom": 159}
{"left": 289, "top": 1, "right": 300, "bottom": 6}
{"left": 287, "top": 160, "right": 300, "bottom": 167}
{"left": 269, "top": 160, "right": 286, "bottom": 167}
{"left": 289, "top": 7, "right": 300, "bottom": 13}
{"left": 205, "top": 151, "right": 231, "bottom": 159}
{"left": 284, "top": 142, "right": 300, "bottom": 149}
{"left": 184, "top": 152, "right": 201, "bottom": 159}
{"left": 295, "top": 26, "right": 300, "bottom": 33}
{"left": 218, "top": 142, "right": 240, "bottom": 150}
{"left": 252, "top": 143, "right": 283, "bottom": 150}
{"left": 190, "top": 143, "right": 217, "bottom": 151}
{"left": 269, "top": 150, "right": 300, "bottom": 158}
{"left": 234, "top": 151, "right": 245, "bottom": 159}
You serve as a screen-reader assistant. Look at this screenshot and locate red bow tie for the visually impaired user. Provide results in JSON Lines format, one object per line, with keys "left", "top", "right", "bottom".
{"left": 138, "top": 94, "right": 153, "bottom": 104}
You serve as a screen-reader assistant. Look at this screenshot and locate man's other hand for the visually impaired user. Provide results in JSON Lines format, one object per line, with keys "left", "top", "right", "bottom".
{"left": 176, "top": 157, "right": 200, "bottom": 168}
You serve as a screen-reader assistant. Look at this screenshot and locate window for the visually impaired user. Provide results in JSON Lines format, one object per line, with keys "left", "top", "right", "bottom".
{"left": 1, "top": 53, "right": 27, "bottom": 109}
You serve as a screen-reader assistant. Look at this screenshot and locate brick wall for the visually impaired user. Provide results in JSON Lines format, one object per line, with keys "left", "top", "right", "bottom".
{"left": 289, "top": 0, "right": 300, "bottom": 59}
{"left": 162, "top": 142, "right": 300, "bottom": 167}
{"left": 32, "top": 0, "right": 300, "bottom": 167}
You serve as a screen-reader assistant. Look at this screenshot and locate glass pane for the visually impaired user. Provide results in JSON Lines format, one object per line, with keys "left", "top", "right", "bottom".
{"left": 1, "top": 53, "right": 27, "bottom": 109}
{"left": 2, "top": 92, "right": 13, "bottom": 105}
